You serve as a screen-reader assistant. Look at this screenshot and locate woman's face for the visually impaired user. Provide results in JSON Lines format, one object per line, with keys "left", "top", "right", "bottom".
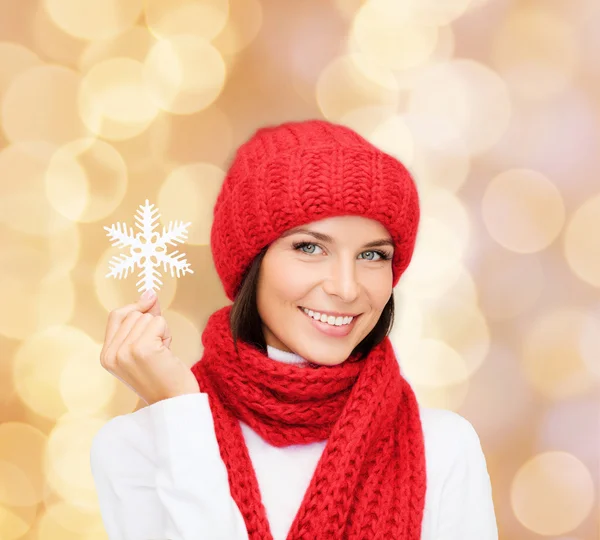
{"left": 256, "top": 216, "right": 394, "bottom": 366}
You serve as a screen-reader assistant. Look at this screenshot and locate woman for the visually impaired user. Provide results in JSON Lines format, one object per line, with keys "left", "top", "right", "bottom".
{"left": 91, "top": 119, "right": 498, "bottom": 539}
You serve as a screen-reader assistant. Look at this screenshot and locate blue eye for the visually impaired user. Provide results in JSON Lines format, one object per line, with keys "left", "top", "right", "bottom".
{"left": 292, "top": 242, "right": 392, "bottom": 261}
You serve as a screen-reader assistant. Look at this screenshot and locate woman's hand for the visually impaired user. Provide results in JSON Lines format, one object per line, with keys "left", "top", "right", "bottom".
{"left": 100, "top": 290, "right": 200, "bottom": 406}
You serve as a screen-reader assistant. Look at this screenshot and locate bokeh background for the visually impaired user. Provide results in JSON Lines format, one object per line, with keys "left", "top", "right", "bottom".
{"left": 0, "top": 0, "right": 598, "bottom": 538}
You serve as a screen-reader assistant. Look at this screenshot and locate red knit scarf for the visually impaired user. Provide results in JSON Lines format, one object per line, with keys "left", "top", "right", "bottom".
{"left": 191, "top": 305, "right": 427, "bottom": 539}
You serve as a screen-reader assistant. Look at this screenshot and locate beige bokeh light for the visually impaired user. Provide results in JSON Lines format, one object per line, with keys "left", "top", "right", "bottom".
{"left": 2, "top": 65, "right": 88, "bottom": 145}
{"left": 164, "top": 309, "right": 204, "bottom": 366}
{"left": 145, "top": 0, "right": 229, "bottom": 41}
{"left": 579, "top": 309, "right": 600, "bottom": 379}
{"left": 40, "top": 501, "right": 106, "bottom": 538}
{"left": 79, "top": 25, "right": 157, "bottom": 73}
{"left": 143, "top": 35, "right": 227, "bottom": 115}
{"left": 157, "top": 163, "right": 224, "bottom": 246}
{"left": 12, "top": 326, "right": 100, "bottom": 421}
{"left": 79, "top": 57, "right": 160, "bottom": 140}
{"left": 402, "top": 338, "right": 470, "bottom": 410}
{"left": 0, "top": 422, "right": 47, "bottom": 507}
{"left": 358, "top": 114, "right": 415, "bottom": 164}
{"left": 0, "top": 142, "right": 72, "bottom": 236}
{"left": 408, "top": 59, "right": 511, "bottom": 155}
{"left": 478, "top": 250, "right": 545, "bottom": 320}
{"left": 43, "top": 0, "right": 143, "bottom": 41}
{"left": 0, "top": 502, "right": 35, "bottom": 540}
{"left": 522, "top": 309, "right": 595, "bottom": 400}
{"left": 45, "top": 415, "right": 109, "bottom": 509}
{"left": 59, "top": 343, "right": 117, "bottom": 414}
{"left": 511, "top": 451, "right": 594, "bottom": 535}
{"left": 564, "top": 194, "right": 600, "bottom": 288}
{"left": 0, "top": 43, "right": 42, "bottom": 100}
{"left": 401, "top": 216, "right": 469, "bottom": 299}
{"left": 213, "top": 0, "right": 263, "bottom": 56}
{"left": 45, "top": 138, "right": 128, "bottom": 223}
{"left": 426, "top": 300, "right": 491, "bottom": 377}
{"left": 482, "top": 169, "right": 566, "bottom": 254}
{"left": 316, "top": 53, "right": 399, "bottom": 121}
{"left": 492, "top": 6, "right": 578, "bottom": 100}
{"left": 350, "top": 0, "right": 439, "bottom": 71}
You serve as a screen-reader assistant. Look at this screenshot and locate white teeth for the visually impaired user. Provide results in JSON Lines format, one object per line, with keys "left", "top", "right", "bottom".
{"left": 301, "top": 307, "right": 354, "bottom": 326}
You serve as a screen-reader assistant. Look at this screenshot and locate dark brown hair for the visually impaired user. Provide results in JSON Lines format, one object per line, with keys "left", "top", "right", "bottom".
{"left": 230, "top": 246, "right": 395, "bottom": 360}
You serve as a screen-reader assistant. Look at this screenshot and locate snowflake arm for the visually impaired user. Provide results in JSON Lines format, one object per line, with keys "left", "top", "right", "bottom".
{"left": 104, "top": 200, "right": 194, "bottom": 293}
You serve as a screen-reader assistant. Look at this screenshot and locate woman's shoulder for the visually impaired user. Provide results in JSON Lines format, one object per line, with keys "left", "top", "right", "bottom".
{"left": 418, "top": 407, "right": 487, "bottom": 479}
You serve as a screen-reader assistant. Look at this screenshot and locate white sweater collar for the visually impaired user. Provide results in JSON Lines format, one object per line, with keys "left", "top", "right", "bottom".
{"left": 266, "top": 345, "right": 310, "bottom": 367}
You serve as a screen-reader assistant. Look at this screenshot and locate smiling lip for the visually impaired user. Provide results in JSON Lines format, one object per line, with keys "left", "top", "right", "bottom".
{"left": 298, "top": 306, "right": 360, "bottom": 338}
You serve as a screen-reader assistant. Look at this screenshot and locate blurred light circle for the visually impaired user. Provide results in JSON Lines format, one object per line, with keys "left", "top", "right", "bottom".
{"left": 564, "top": 194, "right": 600, "bottom": 288}
{"left": 511, "top": 451, "right": 594, "bottom": 535}
{"left": 79, "top": 58, "right": 160, "bottom": 140}
{"left": 145, "top": 0, "right": 229, "bottom": 41}
{"left": 482, "top": 169, "right": 565, "bottom": 253}
{"left": 79, "top": 25, "right": 157, "bottom": 72}
{"left": 45, "top": 138, "right": 128, "bottom": 223}
{"left": 351, "top": 0, "right": 439, "bottom": 71}
{"left": 537, "top": 398, "right": 600, "bottom": 486}
{"left": 478, "top": 249, "right": 545, "bottom": 320}
{"left": 45, "top": 415, "right": 108, "bottom": 509}
{"left": 364, "top": 114, "right": 414, "bottom": 164}
{"left": 32, "top": 2, "right": 87, "bottom": 66}
{"left": 402, "top": 338, "right": 470, "bottom": 410}
{"left": 60, "top": 344, "right": 117, "bottom": 414}
{"left": 404, "top": 338, "right": 469, "bottom": 386}
{"left": 491, "top": 6, "right": 578, "bottom": 100}
{"left": 43, "top": 0, "right": 143, "bottom": 41}
{"left": 404, "top": 0, "right": 473, "bottom": 26}
{"left": 0, "top": 43, "right": 42, "bottom": 100}
{"left": 158, "top": 163, "right": 224, "bottom": 246}
{"left": 12, "top": 326, "right": 99, "bottom": 420}
{"left": 390, "top": 289, "right": 425, "bottom": 358}
{"left": 0, "top": 461, "right": 37, "bottom": 506}
{"left": 408, "top": 59, "right": 511, "bottom": 155}
{"left": 1, "top": 65, "right": 87, "bottom": 145}
{"left": 0, "top": 502, "right": 33, "bottom": 540}
{"left": 163, "top": 309, "right": 204, "bottom": 366}
{"left": 212, "top": 0, "right": 263, "bottom": 56}
{"left": 426, "top": 300, "right": 491, "bottom": 377}
{"left": 401, "top": 216, "right": 468, "bottom": 299}
{"left": 316, "top": 53, "right": 399, "bottom": 122}
{"left": 579, "top": 308, "right": 600, "bottom": 379}
{"left": 41, "top": 501, "right": 105, "bottom": 536}
{"left": 143, "top": 35, "right": 227, "bottom": 115}
{"left": 0, "top": 423, "right": 47, "bottom": 507}
{"left": 522, "top": 309, "right": 595, "bottom": 400}
{"left": 0, "top": 142, "right": 72, "bottom": 236}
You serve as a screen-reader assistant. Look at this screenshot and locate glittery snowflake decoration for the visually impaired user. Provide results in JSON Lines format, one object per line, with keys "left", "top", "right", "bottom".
{"left": 104, "top": 199, "right": 194, "bottom": 293}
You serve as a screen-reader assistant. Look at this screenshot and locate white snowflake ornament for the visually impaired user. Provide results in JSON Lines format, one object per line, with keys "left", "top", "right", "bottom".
{"left": 104, "top": 199, "right": 194, "bottom": 293}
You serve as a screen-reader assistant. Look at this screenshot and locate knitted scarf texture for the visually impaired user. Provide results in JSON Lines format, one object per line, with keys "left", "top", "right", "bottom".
{"left": 191, "top": 304, "right": 427, "bottom": 539}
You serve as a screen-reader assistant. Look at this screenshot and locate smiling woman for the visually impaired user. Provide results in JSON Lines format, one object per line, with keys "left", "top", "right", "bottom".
{"left": 91, "top": 118, "right": 498, "bottom": 540}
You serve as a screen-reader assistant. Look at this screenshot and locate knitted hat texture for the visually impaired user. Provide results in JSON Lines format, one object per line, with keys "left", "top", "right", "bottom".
{"left": 211, "top": 119, "right": 421, "bottom": 301}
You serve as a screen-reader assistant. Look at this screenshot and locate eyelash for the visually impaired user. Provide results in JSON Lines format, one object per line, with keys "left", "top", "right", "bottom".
{"left": 292, "top": 241, "right": 393, "bottom": 261}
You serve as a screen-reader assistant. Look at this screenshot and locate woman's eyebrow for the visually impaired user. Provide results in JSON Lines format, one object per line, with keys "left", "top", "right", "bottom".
{"left": 281, "top": 228, "right": 394, "bottom": 249}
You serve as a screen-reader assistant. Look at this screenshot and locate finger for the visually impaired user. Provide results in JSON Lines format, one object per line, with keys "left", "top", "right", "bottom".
{"left": 138, "top": 315, "right": 170, "bottom": 353}
{"left": 102, "top": 311, "right": 146, "bottom": 368}
{"left": 103, "top": 292, "right": 158, "bottom": 350}
{"left": 146, "top": 294, "right": 162, "bottom": 317}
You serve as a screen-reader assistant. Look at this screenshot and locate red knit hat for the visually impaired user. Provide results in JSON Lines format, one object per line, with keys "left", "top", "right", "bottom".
{"left": 211, "top": 119, "right": 420, "bottom": 301}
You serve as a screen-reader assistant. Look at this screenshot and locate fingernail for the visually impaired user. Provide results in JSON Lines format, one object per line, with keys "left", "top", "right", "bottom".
{"left": 141, "top": 289, "right": 155, "bottom": 300}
